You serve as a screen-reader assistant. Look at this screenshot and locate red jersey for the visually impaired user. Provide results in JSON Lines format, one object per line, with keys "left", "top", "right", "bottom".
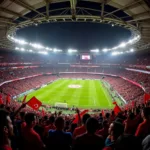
{"left": 97, "top": 128, "right": 108, "bottom": 139}
{"left": 124, "top": 118, "right": 137, "bottom": 134}
{"left": 0, "top": 145, "right": 12, "bottom": 150}
{"left": 22, "top": 126, "right": 44, "bottom": 150}
{"left": 135, "top": 119, "right": 150, "bottom": 139}
{"left": 44, "top": 124, "right": 56, "bottom": 136}
{"left": 73, "top": 125, "right": 86, "bottom": 138}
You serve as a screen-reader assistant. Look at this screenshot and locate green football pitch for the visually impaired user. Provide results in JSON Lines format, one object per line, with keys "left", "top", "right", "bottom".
{"left": 20, "top": 79, "right": 122, "bottom": 109}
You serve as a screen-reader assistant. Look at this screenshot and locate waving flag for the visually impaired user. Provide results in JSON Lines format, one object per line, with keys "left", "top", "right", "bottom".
{"left": 27, "top": 96, "right": 42, "bottom": 110}
{"left": 112, "top": 101, "right": 117, "bottom": 105}
{"left": 73, "top": 109, "right": 89, "bottom": 124}
{"left": 144, "top": 93, "right": 150, "bottom": 104}
{"left": 113, "top": 105, "right": 121, "bottom": 115}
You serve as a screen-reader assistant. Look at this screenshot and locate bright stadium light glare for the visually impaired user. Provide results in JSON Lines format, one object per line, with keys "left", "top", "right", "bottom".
{"left": 119, "top": 42, "right": 126, "bottom": 48}
{"left": 102, "top": 48, "right": 108, "bottom": 52}
{"left": 45, "top": 47, "right": 52, "bottom": 51}
{"left": 130, "top": 48, "right": 134, "bottom": 52}
{"left": 20, "top": 48, "right": 25, "bottom": 51}
{"left": 68, "top": 49, "right": 77, "bottom": 53}
{"left": 29, "top": 49, "right": 33, "bottom": 52}
{"left": 111, "top": 52, "right": 118, "bottom": 56}
{"left": 90, "top": 49, "right": 99, "bottom": 52}
{"left": 18, "top": 39, "right": 28, "bottom": 45}
{"left": 31, "top": 43, "right": 44, "bottom": 49}
{"left": 112, "top": 24, "right": 114, "bottom": 27}
{"left": 15, "top": 47, "right": 19, "bottom": 50}
{"left": 38, "top": 51, "right": 48, "bottom": 55}
{"left": 111, "top": 51, "right": 123, "bottom": 56}
{"left": 128, "top": 39, "right": 134, "bottom": 44}
{"left": 53, "top": 48, "right": 62, "bottom": 52}
{"left": 53, "top": 48, "right": 57, "bottom": 52}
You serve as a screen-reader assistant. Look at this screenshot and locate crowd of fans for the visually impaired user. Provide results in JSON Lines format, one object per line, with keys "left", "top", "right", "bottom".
{"left": 0, "top": 50, "right": 150, "bottom": 150}
{"left": 1, "top": 101, "right": 150, "bottom": 150}
{"left": 0, "top": 75, "right": 57, "bottom": 98}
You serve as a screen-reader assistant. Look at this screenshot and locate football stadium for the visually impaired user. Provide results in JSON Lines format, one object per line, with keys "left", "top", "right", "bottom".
{"left": 0, "top": 0, "right": 150, "bottom": 150}
{"left": 19, "top": 78, "right": 122, "bottom": 109}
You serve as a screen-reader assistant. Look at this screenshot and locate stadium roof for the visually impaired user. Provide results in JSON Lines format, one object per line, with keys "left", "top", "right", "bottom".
{"left": 0, "top": 0, "right": 150, "bottom": 53}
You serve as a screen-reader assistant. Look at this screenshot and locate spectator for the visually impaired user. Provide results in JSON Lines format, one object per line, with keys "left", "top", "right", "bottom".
{"left": 105, "top": 121, "right": 124, "bottom": 149}
{"left": 124, "top": 112, "right": 136, "bottom": 134}
{"left": 22, "top": 113, "right": 44, "bottom": 150}
{"left": 0, "top": 109, "right": 13, "bottom": 150}
{"left": 97, "top": 120, "right": 109, "bottom": 140}
{"left": 46, "top": 117, "right": 72, "bottom": 150}
{"left": 44, "top": 115, "right": 55, "bottom": 137}
{"left": 73, "top": 117, "right": 104, "bottom": 150}
{"left": 135, "top": 107, "right": 150, "bottom": 140}
{"left": 73, "top": 113, "right": 90, "bottom": 138}
{"left": 67, "top": 123, "right": 77, "bottom": 134}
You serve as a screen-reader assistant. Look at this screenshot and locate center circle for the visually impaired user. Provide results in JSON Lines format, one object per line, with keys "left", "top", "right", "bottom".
{"left": 68, "top": 84, "right": 82, "bottom": 89}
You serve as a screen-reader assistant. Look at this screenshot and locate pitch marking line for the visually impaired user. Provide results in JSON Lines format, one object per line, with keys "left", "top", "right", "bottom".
{"left": 100, "top": 82, "right": 111, "bottom": 107}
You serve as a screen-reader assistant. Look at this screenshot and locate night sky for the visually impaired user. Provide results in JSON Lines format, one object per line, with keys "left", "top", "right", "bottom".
{"left": 16, "top": 22, "right": 131, "bottom": 51}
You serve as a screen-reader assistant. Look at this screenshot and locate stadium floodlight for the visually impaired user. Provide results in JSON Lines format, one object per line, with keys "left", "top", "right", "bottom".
{"left": 20, "top": 48, "right": 25, "bottom": 51}
{"left": 29, "top": 49, "right": 33, "bottom": 52}
{"left": 45, "top": 47, "right": 52, "bottom": 51}
{"left": 130, "top": 48, "right": 134, "bottom": 52}
{"left": 119, "top": 42, "right": 126, "bottom": 48}
{"left": 111, "top": 51, "right": 123, "bottom": 56}
{"left": 38, "top": 51, "right": 48, "bottom": 55}
{"left": 128, "top": 39, "right": 134, "bottom": 44}
{"left": 102, "top": 48, "right": 108, "bottom": 52}
{"left": 112, "top": 24, "right": 114, "bottom": 27}
{"left": 30, "top": 43, "right": 44, "bottom": 49}
{"left": 53, "top": 48, "right": 62, "bottom": 52}
{"left": 53, "top": 48, "right": 58, "bottom": 52}
{"left": 111, "top": 52, "right": 118, "bottom": 56}
{"left": 90, "top": 49, "right": 99, "bottom": 52}
{"left": 15, "top": 47, "right": 19, "bottom": 50}
{"left": 68, "top": 49, "right": 77, "bottom": 53}
{"left": 17, "top": 39, "right": 28, "bottom": 45}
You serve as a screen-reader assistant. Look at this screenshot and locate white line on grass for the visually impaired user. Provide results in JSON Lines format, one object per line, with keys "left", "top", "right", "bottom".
{"left": 92, "top": 97, "right": 96, "bottom": 106}
{"left": 100, "top": 82, "right": 111, "bottom": 107}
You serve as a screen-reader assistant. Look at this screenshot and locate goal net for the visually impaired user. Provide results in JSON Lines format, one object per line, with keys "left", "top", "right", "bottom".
{"left": 55, "top": 102, "right": 68, "bottom": 108}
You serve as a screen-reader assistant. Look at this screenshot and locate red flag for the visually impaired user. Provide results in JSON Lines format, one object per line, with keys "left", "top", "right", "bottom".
{"left": 113, "top": 105, "right": 121, "bottom": 115}
{"left": 101, "top": 110, "right": 105, "bottom": 117}
{"left": 42, "top": 108, "right": 46, "bottom": 116}
{"left": 112, "top": 101, "right": 117, "bottom": 105}
{"left": 22, "top": 95, "right": 27, "bottom": 104}
{"left": 27, "top": 96, "right": 42, "bottom": 110}
{"left": 144, "top": 93, "right": 150, "bottom": 104}
{"left": 73, "top": 109, "right": 89, "bottom": 124}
